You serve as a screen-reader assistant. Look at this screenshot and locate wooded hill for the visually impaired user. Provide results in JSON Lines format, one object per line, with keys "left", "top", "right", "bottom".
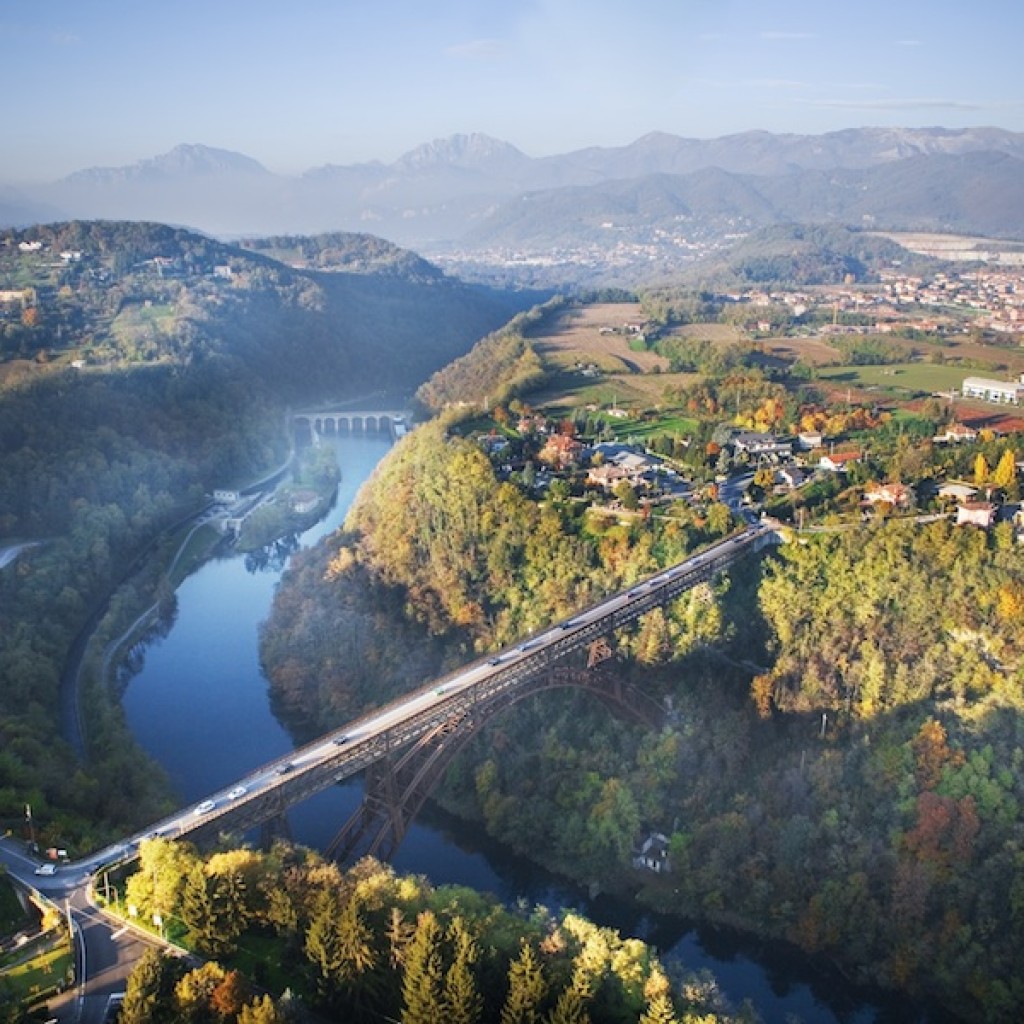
{"left": 0, "top": 220, "right": 529, "bottom": 850}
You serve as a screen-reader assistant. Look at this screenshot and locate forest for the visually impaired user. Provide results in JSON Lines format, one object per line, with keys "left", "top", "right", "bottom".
{"left": 99, "top": 841, "right": 740, "bottom": 1024}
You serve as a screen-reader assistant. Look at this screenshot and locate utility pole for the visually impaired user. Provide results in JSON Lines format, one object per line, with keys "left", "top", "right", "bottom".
{"left": 24, "top": 803, "right": 36, "bottom": 850}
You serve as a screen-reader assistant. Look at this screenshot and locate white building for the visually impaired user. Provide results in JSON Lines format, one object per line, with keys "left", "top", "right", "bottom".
{"left": 962, "top": 376, "right": 1024, "bottom": 404}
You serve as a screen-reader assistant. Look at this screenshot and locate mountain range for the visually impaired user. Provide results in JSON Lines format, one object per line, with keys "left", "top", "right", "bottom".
{"left": 4, "top": 127, "right": 1024, "bottom": 265}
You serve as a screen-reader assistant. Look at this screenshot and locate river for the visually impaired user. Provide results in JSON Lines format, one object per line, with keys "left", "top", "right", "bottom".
{"left": 122, "top": 432, "right": 938, "bottom": 1024}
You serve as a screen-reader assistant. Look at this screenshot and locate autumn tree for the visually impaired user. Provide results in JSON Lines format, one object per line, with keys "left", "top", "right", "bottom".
{"left": 173, "top": 961, "right": 227, "bottom": 1020}
{"left": 750, "top": 674, "right": 775, "bottom": 718}
{"left": 238, "top": 994, "right": 289, "bottom": 1024}
{"left": 209, "top": 970, "right": 250, "bottom": 1019}
{"left": 990, "top": 448, "right": 1018, "bottom": 495}
{"left": 639, "top": 968, "right": 678, "bottom": 1024}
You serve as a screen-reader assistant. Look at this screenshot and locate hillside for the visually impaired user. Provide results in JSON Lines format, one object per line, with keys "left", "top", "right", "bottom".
{"left": 261, "top": 296, "right": 1024, "bottom": 1022}
{"left": 670, "top": 223, "right": 940, "bottom": 288}
{"left": 1, "top": 221, "right": 526, "bottom": 398}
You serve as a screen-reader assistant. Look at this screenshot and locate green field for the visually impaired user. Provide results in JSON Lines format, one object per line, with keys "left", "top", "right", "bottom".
{"left": 816, "top": 362, "right": 968, "bottom": 396}
{"left": 110, "top": 302, "right": 177, "bottom": 343}
{"left": 0, "top": 925, "right": 73, "bottom": 1006}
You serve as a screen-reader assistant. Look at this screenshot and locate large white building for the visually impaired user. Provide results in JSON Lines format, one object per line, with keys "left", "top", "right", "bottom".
{"left": 961, "top": 376, "right": 1024, "bottom": 404}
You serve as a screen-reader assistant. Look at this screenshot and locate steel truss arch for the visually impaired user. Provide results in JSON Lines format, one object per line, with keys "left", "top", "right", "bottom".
{"left": 325, "top": 662, "right": 665, "bottom": 864}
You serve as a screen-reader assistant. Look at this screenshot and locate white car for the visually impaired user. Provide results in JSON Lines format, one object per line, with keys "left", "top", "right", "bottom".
{"left": 194, "top": 799, "right": 216, "bottom": 815}
{"left": 34, "top": 862, "right": 57, "bottom": 876}
{"left": 227, "top": 786, "right": 247, "bottom": 800}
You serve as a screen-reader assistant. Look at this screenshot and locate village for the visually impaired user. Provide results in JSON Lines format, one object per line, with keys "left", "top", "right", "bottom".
{"left": 467, "top": 396, "right": 1021, "bottom": 539}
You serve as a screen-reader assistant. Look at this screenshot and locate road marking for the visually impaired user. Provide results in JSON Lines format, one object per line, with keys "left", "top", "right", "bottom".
{"left": 111, "top": 925, "right": 128, "bottom": 940}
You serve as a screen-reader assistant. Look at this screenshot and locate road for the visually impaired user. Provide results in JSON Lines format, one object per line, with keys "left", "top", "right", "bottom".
{"left": 0, "top": 837, "right": 162, "bottom": 1024}
{"left": 717, "top": 471, "right": 753, "bottom": 515}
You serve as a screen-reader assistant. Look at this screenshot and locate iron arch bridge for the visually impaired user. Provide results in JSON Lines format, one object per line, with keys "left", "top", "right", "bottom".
{"left": 85, "top": 524, "right": 778, "bottom": 873}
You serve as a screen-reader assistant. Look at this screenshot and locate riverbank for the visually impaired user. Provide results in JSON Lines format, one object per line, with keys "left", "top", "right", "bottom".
{"left": 61, "top": 430, "right": 326, "bottom": 765}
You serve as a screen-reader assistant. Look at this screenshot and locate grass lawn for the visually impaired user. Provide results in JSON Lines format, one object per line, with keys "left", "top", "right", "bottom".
{"left": 815, "top": 362, "right": 967, "bottom": 396}
{"left": 168, "top": 523, "right": 224, "bottom": 586}
{"left": 0, "top": 927, "right": 73, "bottom": 1004}
{"left": 529, "top": 369, "right": 696, "bottom": 417}
{"left": 613, "top": 414, "right": 700, "bottom": 440}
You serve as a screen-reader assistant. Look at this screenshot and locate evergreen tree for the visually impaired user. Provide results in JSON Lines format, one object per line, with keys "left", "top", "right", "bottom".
{"left": 304, "top": 890, "right": 345, "bottom": 998}
{"left": 639, "top": 992, "right": 678, "bottom": 1024}
{"left": 119, "top": 949, "right": 187, "bottom": 1024}
{"left": 639, "top": 969, "right": 678, "bottom": 1024}
{"left": 265, "top": 884, "right": 299, "bottom": 938}
{"left": 337, "top": 894, "right": 377, "bottom": 982}
{"left": 179, "top": 863, "right": 238, "bottom": 956}
{"left": 500, "top": 941, "right": 547, "bottom": 1024}
{"left": 214, "top": 869, "right": 250, "bottom": 949}
{"left": 401, "top": 910, "right": 444, "bottom": 1024}
{"left": 386, "top": 906, "right": 416, "bottom": 969}
{"left": 335, "top": 894, "right": 384, "bottom": 1022}
{"left": 443, "top": 916, "right": 483, "bottom": 1024}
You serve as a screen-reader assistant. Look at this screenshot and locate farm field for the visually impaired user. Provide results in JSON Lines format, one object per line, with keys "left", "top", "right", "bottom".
{"left": 526, "top": 302, "right": 696, "bottom": 413}
{"left": 111, "top": 301, "right": 176, "bottom": 344}
{"left": 530, "top": 302, "right": 669, "bottom": 374}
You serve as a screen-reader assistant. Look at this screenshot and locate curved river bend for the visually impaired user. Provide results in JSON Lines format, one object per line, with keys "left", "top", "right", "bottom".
{"left": 123, "top": 433, "right": 936, "bottom": 1024}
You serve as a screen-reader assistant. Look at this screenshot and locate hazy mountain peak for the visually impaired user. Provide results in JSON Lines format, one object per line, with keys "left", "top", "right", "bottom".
{"left": 393, "top": 132, "right": 528, "bottom": 172}
{"left": 63, "top": 143, "right": 269, "bottom": 184}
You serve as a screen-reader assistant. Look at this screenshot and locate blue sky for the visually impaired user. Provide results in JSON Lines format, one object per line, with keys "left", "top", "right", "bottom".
{"left": 4, "top": 0, "right": 1022, "bottom": 181}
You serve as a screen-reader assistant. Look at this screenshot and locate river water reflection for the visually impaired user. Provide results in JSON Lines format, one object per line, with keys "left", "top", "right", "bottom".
{"left": 123, "top": 433, "right": 935, "bottom": 1024}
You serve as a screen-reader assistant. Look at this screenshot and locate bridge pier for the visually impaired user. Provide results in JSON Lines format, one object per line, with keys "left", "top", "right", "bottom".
{"left": 259, "top": 814, "right": 292, "bottom": 850}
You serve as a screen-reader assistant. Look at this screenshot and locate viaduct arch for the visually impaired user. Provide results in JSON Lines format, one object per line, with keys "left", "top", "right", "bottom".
{"left": 292, "top": 409, "right": 407, "bottom": 439}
